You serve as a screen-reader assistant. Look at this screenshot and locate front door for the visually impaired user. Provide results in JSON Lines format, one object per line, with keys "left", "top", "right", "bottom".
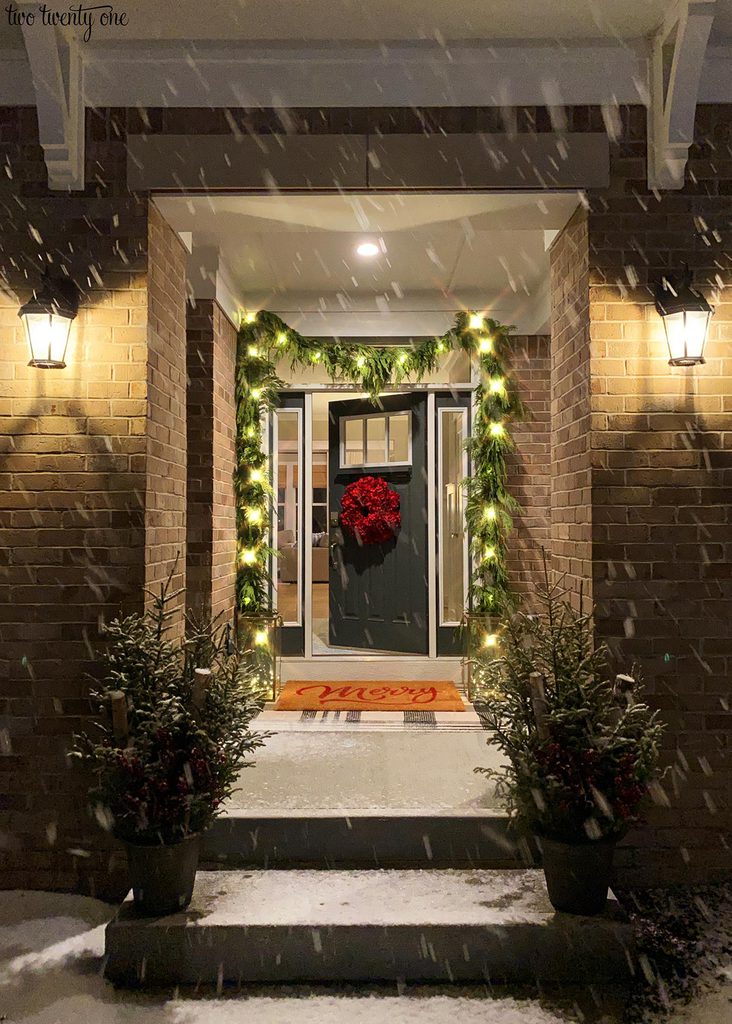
{"left": 328, "top": 394, "right": 428, "bottom": 655}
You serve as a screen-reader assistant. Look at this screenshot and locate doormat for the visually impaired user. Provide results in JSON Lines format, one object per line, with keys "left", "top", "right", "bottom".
{"left": 274, "top": 680, "right": 466, "bottom": 712}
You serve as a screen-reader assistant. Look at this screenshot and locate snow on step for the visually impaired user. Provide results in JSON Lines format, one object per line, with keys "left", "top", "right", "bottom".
{"left": 105, "top": 869, "right": 635, "bottom": 987}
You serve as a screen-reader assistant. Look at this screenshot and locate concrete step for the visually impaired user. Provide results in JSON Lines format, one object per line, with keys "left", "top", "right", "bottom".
{"left": 105, "top": 868, "right": 635, "bottom": 987}
{"left": 201, "top": 811, "right": 537, "bottom": 869}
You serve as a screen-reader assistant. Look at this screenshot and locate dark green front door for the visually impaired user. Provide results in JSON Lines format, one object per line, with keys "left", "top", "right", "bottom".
{"left": 328, "top": 394, "right": 428, "bottom": 655}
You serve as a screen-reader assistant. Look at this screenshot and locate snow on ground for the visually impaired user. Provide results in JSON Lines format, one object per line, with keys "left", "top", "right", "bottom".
{"left": 0, "top": 890, "right": 578, "bottom": 1024}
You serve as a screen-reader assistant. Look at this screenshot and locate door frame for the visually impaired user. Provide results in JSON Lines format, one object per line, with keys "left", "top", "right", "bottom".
{"left": 274, "top": 381, "right": 474, "bottom": 661}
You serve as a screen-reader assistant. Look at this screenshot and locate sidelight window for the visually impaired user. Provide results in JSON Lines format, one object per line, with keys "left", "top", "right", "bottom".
{"left": 438, "top": 407, "right": 468, "bottom": 626}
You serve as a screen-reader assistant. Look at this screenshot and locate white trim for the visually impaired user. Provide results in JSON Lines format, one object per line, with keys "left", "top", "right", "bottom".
{"left": 279, "top": 382, "right": 478, "bottom": 394}
{"left": 273, "top": 406, "right": 303, "bottom": 627}
{"left": 437, "top": 406, "right": 469, "bottom": 628}
{"left": 648, "top": 0, "right": 716, "bottom": 190}
{"left": 427, "top": 393, "right": 437, "bottom": 660}
{"left": 303, "top": 394, "right": 314, "bottom": 660}
{"left": 281, "top": 656, "right": 462, "bottom": 684}
{"left": 339, "top": 410, "right": 413, "bottom": 470}
{"left": 19, "top": 28, "right": 84, "bottom": 190}
{"left": 82, "top": 40, "right": 650, "bottom": 109}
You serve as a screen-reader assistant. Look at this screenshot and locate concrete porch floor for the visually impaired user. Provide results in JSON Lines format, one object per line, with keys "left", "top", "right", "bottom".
{"left": 226, "top": 731, "right": 503, "bottom": 815}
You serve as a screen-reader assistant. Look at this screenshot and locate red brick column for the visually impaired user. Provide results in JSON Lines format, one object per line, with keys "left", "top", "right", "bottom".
{"left": 549, "top": 210, "right": 593, "bottom": 608}
{"left": 550, "top": 105, "right": 732, "bottom": 884}
{"left": 145, "top": 204, "right": 188, "bottom": 632}
{"left": 0, "top": 108, "right": 189, "bottom": 892}
{"left": 185, "top": 299, "right": 237, "bottom": 622}
{"left": 506, "top": 335, "right": 552, "bottom": 602}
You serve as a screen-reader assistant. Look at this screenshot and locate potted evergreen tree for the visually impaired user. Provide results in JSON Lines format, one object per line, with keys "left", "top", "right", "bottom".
{"left": 71, "top": 574, "right": 266, "bottom": 916}
{"left": 476, "top": 561, "right": 665, "bottom": 915}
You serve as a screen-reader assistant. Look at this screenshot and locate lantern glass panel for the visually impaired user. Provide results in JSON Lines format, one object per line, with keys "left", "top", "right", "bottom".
{"left": 22, "top": 311, "right": 73, "bottom": 368}
{"left": 662, "top": 309, "right": 710, "bottom": 365}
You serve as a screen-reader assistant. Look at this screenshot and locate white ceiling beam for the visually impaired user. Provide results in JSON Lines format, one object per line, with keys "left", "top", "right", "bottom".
{"left": 648, "top": 0, "right": 716, "bottom": 190}
{"left": 83, "top": 40, "right": 649, "bottom": 109}
{"left": 19, "top": 19, "right": 84, "bottom": 190}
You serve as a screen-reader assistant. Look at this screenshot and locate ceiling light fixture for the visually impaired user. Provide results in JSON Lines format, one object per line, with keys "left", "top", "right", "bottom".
{"left": 356, "top": 241, "right": 381, "bottom": 258}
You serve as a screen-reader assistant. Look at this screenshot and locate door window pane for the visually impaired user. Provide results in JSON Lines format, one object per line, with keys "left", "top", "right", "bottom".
{"left": 388, "top": 414, "right": 410, "bottom": 463}
{"left": 366, "top": 416, "right": 386, "bottom": 464}
{"left": 343, "top": 418, "right": 363, "bottom": 466}
{"left": 440, "top": 409, "right": 467, "bottom": 625}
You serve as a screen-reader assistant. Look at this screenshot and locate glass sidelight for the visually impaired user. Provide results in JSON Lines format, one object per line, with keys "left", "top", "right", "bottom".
{"left": 438, "top": 407, "right": 468, "bottom": 626}
{"left": 274, "top": 408, "right": 302, "bottom": 627}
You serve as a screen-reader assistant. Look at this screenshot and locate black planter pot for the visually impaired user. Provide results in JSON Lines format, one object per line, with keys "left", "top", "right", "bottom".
{"left": 123, "top": 833, "right": 201, "bottom": 916}
{"left": 539, "top": 835, "right": 616, "bottom": 916}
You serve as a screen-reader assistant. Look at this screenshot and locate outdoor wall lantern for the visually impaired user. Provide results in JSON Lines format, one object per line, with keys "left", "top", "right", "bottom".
{"left": 654, "top": 266, "right": 713, "bottom": 367}
{"left": 18, "top": 271, "right": 79, "bottom": 369}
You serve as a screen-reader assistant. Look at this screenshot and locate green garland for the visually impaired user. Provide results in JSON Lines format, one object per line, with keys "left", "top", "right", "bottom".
{"left": 235, "top": 310, "right": 523, "bottom": 622}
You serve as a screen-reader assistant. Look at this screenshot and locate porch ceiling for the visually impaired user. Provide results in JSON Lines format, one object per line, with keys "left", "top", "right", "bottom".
{"left": 157, "top": 192, "right": 579, "bottom": 336}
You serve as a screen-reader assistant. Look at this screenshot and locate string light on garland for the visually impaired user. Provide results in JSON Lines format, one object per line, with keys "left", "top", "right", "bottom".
{"left": 235, "top": 308, "right": 522, "bottom": 622}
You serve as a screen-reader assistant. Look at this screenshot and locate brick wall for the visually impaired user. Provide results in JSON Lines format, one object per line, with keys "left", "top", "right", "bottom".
{"left": 145, "top": 205, "right": 188, "bottom": 631}
{"left": 584, "top": 105, "right": 732, "bottom": 884}
{"left": 549, "top": 210, "right": 593, "bottom": 608}
{"left": 0, "top": 109, "right": 188, "bottom": 894}
{"left": 185, "top": 299, "right": 237, "bottom": 621}
{"left": 210, "top": 303, "right": 238, "bottom": 621}
{"left": 0, "top": 202, "right": 150, "bottom": 893}
{"left": 506, "top": 335, "right": 551, "bottom": 601}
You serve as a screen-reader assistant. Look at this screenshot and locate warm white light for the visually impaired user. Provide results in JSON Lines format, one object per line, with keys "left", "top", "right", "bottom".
{"left": 469, "top": 313, "right": 484, "bottom": 330}
{"left": 484, "top": 546, "right": 497, "bottom": 560}
{"left": 19, "top": 275, "right": 79, "bottom": 370}
{"left": 398, "top": 352, "right": 408, "bottom": 364}
{"left": 484, "top": 505, "right": 497, "bottom": 521}
{"left": 479, "top": 337, "right": 493, "bottom": 353}
{"left": 246, "top": 507, "right": 263, "bottom": 524}
{"left": 243, "top": 311, "right": 257, "bottom": 324}
{"left": 489, "top": 377, "right": 505, "bottom": 394}
{"left": 253, "top": 629, "right": 269, "bottom": 646}
{"left": 356, "top": 355, "right": 366, "bottom": 368}
{"left": 356, "top": 241, "right": 380, "bottom": 258}
{"left": 662, "top": 309, "right": 711, "bottom": 366}
{"left": 250, "top": 468, "right": 264, "bottom": 484}
{"left": 311, "top": 350, "right": 322, "bottom": 362}
{"left": 489, "top": 421, "right": 504, "bottom": 438}
{"left": 241, "top": 548, "right": 257, "bottom": 565}
{"left": 276, "top": 332, "right": 288, "bottom": 346}
{"left": 483, "top": 633, "right": 498, "bottom": 648}
{"left": 22, "top": 311, "right": 73, "bottom": 369}
{"left": 246, "top": 426, "right": 257, "bottom": 439}
{"left": 250, "top": 387, "right": 262, "bottom": 400}
{"left": 248, "top": 345, "right": 260, "bottom": 357}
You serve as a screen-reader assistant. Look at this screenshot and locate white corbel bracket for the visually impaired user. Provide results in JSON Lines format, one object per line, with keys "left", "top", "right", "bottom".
{"left": 648, "top": 0, "right": 716, "bottom": 190}
{"left": 20, "top": 21, "right": 84, "bottom": 191}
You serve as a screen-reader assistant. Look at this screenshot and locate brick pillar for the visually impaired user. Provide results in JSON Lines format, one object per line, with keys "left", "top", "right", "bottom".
{"left": 185, "top": 299, "right": 237, "bottom": 622}
{"left": 549, "top": 209, "right": 593, "bottom": 608}
{"left": 0, "top": 106, "right": 188, "bottom": 893}
{"left": 145, "top": 204, "right": 188, "bottom": 632}
{"left": 550, "top": 105, "right": 732, "bottom": 884}
{"left": 506, "top": 335, "right": 551, "bottom": 601}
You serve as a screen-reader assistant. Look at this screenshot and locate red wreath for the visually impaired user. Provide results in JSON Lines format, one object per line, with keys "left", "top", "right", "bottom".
{"left": 340, "top": 476, "right": 401, "bottom": 545}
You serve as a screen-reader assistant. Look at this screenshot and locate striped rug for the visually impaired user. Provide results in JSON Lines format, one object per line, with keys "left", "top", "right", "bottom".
{"left": 253, "top": 704, "right": 493, "bottom": 733}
